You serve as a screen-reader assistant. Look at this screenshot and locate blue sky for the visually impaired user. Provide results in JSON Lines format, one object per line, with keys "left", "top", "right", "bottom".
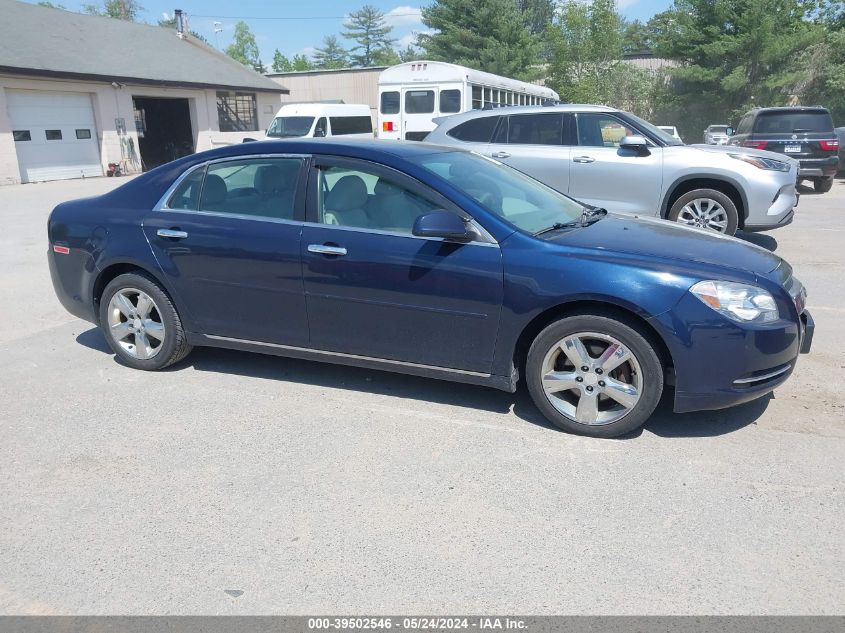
{"left": 29, "top": 0, "right": 674, "bottom": 65}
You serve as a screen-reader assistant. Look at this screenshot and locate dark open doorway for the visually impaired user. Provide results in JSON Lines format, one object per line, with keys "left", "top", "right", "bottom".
{"left": 132, "top": 97, "right": 194, "bottom": 171}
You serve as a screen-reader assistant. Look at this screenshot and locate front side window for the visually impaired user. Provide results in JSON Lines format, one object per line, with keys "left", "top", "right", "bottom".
{"left": 576, "top": 113, "right": 636, "bottom": 148}
{"left": 317, "top": 165, "right": 440, "bottom": 234}
{"left": 197, "top": 158, "right": 303, "bottom": 220}
{"left": 380, "top": 91, "right": 399, "bottom": 114}
{"left": 217, "top": 91, "right": 258, "bottom": 132}
{"left": 329, "top": 116, "right": 372, "bottom": 135}
{"left": 507, "top": 113, "right": 564, "bottom": 145}
{"left": 405, "top": 90, "right": 435, "bottom": 114}
{"left": 266, "top": 116, "right": 314, "bottom": 138}
{"left": 447, "top": 116, "right": 501, "bottom": 143}
{"left": 440, "top": 89, "right": 461, "bottom": 114}
{"left": 410, "top": 151, "right": 583, "bottom": 235}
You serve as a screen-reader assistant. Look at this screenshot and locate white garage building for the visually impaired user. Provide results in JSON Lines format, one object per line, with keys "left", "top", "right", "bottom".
{"left": 0, "top": 0, "right": 288, "bottom": 185}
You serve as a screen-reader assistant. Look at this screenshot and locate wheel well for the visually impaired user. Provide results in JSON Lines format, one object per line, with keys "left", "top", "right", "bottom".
{"left": 663, "top": 178, "right": 746, "bottom": 228}
{"left": 92, "top": 263, "right": 161, "bottom": 311}
{"left": 513, "top": 301, "right": 674, "bottom": 381}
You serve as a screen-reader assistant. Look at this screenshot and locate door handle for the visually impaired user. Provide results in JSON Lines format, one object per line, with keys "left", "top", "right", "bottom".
{"left": 491, "top": 151, "right": 511, "bottom": 159}
{"left": 573, "top": 156, "right": 595, "bottom": 163}
{"left": 308, "top": 244, "right": 347, "bottom": 256}
{"left": 157, "top": 228, "right": 188, "bottom": 239}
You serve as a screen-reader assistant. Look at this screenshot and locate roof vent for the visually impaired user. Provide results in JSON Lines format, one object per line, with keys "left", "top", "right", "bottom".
{"left": 174, "top": 9, "right": 186, "bottom": 38}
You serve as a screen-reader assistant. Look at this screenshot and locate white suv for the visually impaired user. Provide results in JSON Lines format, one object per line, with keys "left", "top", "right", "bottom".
{"left": 425, "top": 105, "right": 798, "bottom": 235}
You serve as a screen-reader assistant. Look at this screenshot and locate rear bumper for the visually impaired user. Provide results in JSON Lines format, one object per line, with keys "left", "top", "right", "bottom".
{"left": 798, "top": 157, "right": 838, "bottom": 178}
{"left": 48, "top": 247, "right": 98, "bottom": 324}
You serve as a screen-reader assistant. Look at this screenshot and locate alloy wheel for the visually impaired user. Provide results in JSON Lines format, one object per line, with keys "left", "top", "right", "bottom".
{"left": 540, "top": 331, "right": 643, "bottom": 426}
{"left": 106, "top": 288, "right": 166, "bottom": 360}
{"left": 676, "top": 197, "right": 729, "bottom": 232}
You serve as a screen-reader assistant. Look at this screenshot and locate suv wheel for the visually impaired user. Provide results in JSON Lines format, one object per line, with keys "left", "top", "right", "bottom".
{"left": 99, "top": 272, "right": 192, "bottom": 370}
{"left": 667, "top": 189, "right": 739, "bottom": 235}
{"left": 814, "top": 177, "right": 833, "bottom": 193}
{"left": 526, "top": 314, "right": 664, "bottom": 438}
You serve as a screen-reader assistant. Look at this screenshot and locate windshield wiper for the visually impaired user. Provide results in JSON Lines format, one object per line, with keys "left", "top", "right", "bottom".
{"left": 534, "top": 222, "right": 582, "bottom": 236}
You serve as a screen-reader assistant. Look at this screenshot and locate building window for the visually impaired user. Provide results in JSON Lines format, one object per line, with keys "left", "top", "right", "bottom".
{"left": 13, "top": 130, "right": 31, "bottom": 142}
{"left": 217, "top": 91, "right": 258, "bottom": 132}
{"left": 46, "top": 130, "right": 62, "bottom": 140}
{"left": 76, "top": 129, "right": 92, "bottom": 140}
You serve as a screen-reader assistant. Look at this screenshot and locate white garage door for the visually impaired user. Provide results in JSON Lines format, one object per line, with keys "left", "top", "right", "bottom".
{"left": 7, "top": 90, "right": 103, "bottom": 183}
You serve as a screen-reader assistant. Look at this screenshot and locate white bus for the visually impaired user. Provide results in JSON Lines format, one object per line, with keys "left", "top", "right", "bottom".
{"left": 377, "top": 61, "right": 559, "bottom": 141}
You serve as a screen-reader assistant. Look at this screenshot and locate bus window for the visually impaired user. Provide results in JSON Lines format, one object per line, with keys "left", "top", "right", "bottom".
{"left": 472, "top": 86, "right": 482, "bottom": 110}
{"left": 440, "top": 89, "right": 461, "bottom": 114}
{"left": 405, "top": 90, "right": 435, "bottom": 114}
{"left": 484, "top": 88, "right": 492, "bottom": 106}
{"left": 380, "top": 91, "right": 399, "bottom": 114}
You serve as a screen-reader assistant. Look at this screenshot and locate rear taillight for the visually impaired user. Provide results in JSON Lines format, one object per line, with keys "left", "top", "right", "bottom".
{"left": 52, "top": 245, "right": 70, "bottom": 254}
{"left": 382, "top": 121, "right": 395, "bottom": 132}
{"left": 819, "top": 139, "right": 839, "bottom": 151}
{"left": 743, "top": 140, "right": 768, "bottom": 150}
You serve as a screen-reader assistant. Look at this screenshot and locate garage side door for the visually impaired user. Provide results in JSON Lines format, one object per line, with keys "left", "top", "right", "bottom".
{"left": 7, "top": 90, "right": 103, "bottom": 183}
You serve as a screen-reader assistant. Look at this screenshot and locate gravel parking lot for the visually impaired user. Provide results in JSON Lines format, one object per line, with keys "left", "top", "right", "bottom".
{"left": 1, "top": 175, "right": 843, "bottom": 615}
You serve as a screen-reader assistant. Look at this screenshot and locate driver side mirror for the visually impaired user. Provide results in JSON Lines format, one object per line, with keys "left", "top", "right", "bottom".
{"left": 619, "top": 135, "right": 650, "bottom": 155}
{"left": 727, "top": 127, "right": 734, "bottom": 136}
{"left": 413, "top": 210, "right": 474, "bottom": 242}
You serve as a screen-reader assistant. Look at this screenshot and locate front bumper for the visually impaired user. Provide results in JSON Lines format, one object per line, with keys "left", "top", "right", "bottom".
{"left": 650, "top": 294, "right": 810, "bottom": 414}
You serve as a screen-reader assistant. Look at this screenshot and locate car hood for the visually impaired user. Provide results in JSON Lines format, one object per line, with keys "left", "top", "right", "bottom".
{"left": 687, "top": 143, "right": 798, "bottom": 165}
{"left": 544, "top": 213, "right": 783, "bottom": 275}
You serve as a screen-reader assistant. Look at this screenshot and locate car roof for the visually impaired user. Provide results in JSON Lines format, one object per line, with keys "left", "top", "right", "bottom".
{"left": 432, "top": 103, "right": 618, "bottom": 126}
{"left": 749, "top": 106, "right": 830, "bottom": 114}
{"left": 202, "top": 137, "right": 461, "bottom": 162}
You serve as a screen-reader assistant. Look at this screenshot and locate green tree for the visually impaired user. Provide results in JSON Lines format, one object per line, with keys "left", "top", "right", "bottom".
{"left": 291, "top": 54, "right": 315, "bottom": 71}
{"left": 372, "top": 47, "right": 401, "bottom": 66}
{"left": 545, "top": 0, "right": 625, "bottom": 102}
{"left": 225, "top": 21, "right": 263, "bottom": 72}
{"left": 342, "top": 5, "right": 397, "bottom": 67}
{"left": 516, "top": 0, "right": 555, "bottom": 35}
{"left": 83, "top": 0, "right": 142, "bottom": 20}
{"left": 621, "top": 19, "right": 654, "bottom": 54}
{"left": 313, "top": 35, "right": 350, "bottom": 69}
{"left": 272, "top": 49, "right": 293, "bottom": 72}
{"left": 37, "top": 2, "right": 67, "bottom": 8}
{"left": 419, "top": 0, "right": 539, "bottom": 79}
{"left": 398, "top": 45, "right": 424, "bottom": 63}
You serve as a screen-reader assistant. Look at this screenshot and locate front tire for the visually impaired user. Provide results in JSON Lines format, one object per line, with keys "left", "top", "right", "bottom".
{"left": 814, "top": 177, "right": 833, "bottom": 193}
{"left": 99, "top": 272, "right": 192, "bottom": 370}
{"left": 667, "top": 188, "right": 739, "bottom": 235}
{"left": 526, "top": 314, "right": 663, "bottom": 438}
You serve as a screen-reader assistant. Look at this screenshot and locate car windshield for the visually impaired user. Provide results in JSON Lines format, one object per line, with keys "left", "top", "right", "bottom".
{"left": 754, "top": 111, "right": 834, "bottom": 134}
{"left": 710, "top": 126, "right": 729, "bottom": 134}
{"left": 623, "top": 112, "right": 684, "bottom": 146}
{"left": 266, "top": 116, "right": 315, "bottom": 138}
{"left": 409, "top": 151, "right": 585, "bottom": 235}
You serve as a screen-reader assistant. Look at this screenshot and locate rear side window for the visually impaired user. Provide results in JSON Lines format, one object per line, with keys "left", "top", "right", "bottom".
{"left": 197, "top": 158, "right": 303, "bottom": 220}
{"left": 167, "top": 166, "right": 205, "bottom": 210}
{"left": 440, "top": 89, "right": 461, "bottom": 114}
{"left": 508, "top": 113, "right": 564, "bottom": 145}
{"left": 405, "top": 90, "right": 435, "bottom": 114}
{"left": 380, "top": 91, "right": 399, "bottom": 114}
{"left": 329, "top": 116, "right": 372, "bottom": 135}
{"left": 446, "top": 116, "right": 501, "bottom": 143}
{"left": 754, "top": 111, "right": 834, "bottom": 134}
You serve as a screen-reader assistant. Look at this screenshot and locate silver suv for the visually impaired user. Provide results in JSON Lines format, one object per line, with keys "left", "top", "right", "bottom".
{"left": 704, "top": 124, "right": 733, "bottom": 145}
{"left": 426, "top": 105, "right": 798, "bottom": 235}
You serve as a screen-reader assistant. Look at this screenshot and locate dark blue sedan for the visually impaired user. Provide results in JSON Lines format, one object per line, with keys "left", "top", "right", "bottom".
{"left": 48, "top": 139, "right": 813, "bottom": 437}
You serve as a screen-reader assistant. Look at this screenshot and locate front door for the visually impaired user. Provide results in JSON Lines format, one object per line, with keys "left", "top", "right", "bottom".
{"left": 569, "top": 112, "right": 663, "bottom": 215}
{"left": 301, "top": 157, "right": 504, "bottom": 373}
{"left": 143, "top": 155, "right": 309, "bottom": 345}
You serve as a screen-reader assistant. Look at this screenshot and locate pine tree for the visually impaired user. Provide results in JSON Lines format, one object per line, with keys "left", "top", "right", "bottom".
{"left": 342, "top": 5, "right": 397, "bottom": 67}
{"left": 313, "top": 35, "right": 350, "bottom": 69}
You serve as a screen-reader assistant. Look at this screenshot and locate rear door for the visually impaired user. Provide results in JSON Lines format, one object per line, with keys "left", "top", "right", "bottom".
{"left": 142, "top": 155, "right": 309, "bottom": 346}
{"left": 485, "top": 112, "right": 572, "bottom": 194}
{"left": 402, "top": 87, "right": 437, "bottom": 140}
{"left": 569, "top": 112, "right": 663, "bottom": 214}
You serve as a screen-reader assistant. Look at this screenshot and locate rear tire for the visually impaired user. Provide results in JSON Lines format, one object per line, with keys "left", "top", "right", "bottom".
{"left": 526, "top": 314, "right": 663, "bottom": 438}
{"left": 814, "top": 177, "right": 833, "bottom": 193}
{"left": 668, "top": 188, "right": 739, "bottom": 235}
{"left": 99, "top": 272, "right": 192, "bottom": 370}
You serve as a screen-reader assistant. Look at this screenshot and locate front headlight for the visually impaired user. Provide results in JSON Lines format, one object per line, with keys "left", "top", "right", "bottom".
{"left": 729, "top": 153, "right": 790, "bottom": 172}
{"left": 690, "top": 280, "right": 779, "bottom": 323}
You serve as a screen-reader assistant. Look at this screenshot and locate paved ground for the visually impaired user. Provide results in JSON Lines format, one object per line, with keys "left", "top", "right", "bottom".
{"left": 1, "top": 175, "right": 843, "bottom": 615}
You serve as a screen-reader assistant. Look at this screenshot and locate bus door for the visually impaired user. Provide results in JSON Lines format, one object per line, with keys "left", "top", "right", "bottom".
{"left": 401, "top": 86, "right": 438, "bottom": 141}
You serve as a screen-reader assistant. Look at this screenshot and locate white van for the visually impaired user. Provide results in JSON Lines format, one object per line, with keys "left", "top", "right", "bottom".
{"left": 264, "top": 103, "right": 374, "bottom": 139}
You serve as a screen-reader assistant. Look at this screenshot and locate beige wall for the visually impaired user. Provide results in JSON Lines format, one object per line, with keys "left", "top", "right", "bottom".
{"left": 268, "top": 68, "right": 383, "bottom": 121}
{"left": 0, "top": 73, "right": 283, "bottom": 185}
